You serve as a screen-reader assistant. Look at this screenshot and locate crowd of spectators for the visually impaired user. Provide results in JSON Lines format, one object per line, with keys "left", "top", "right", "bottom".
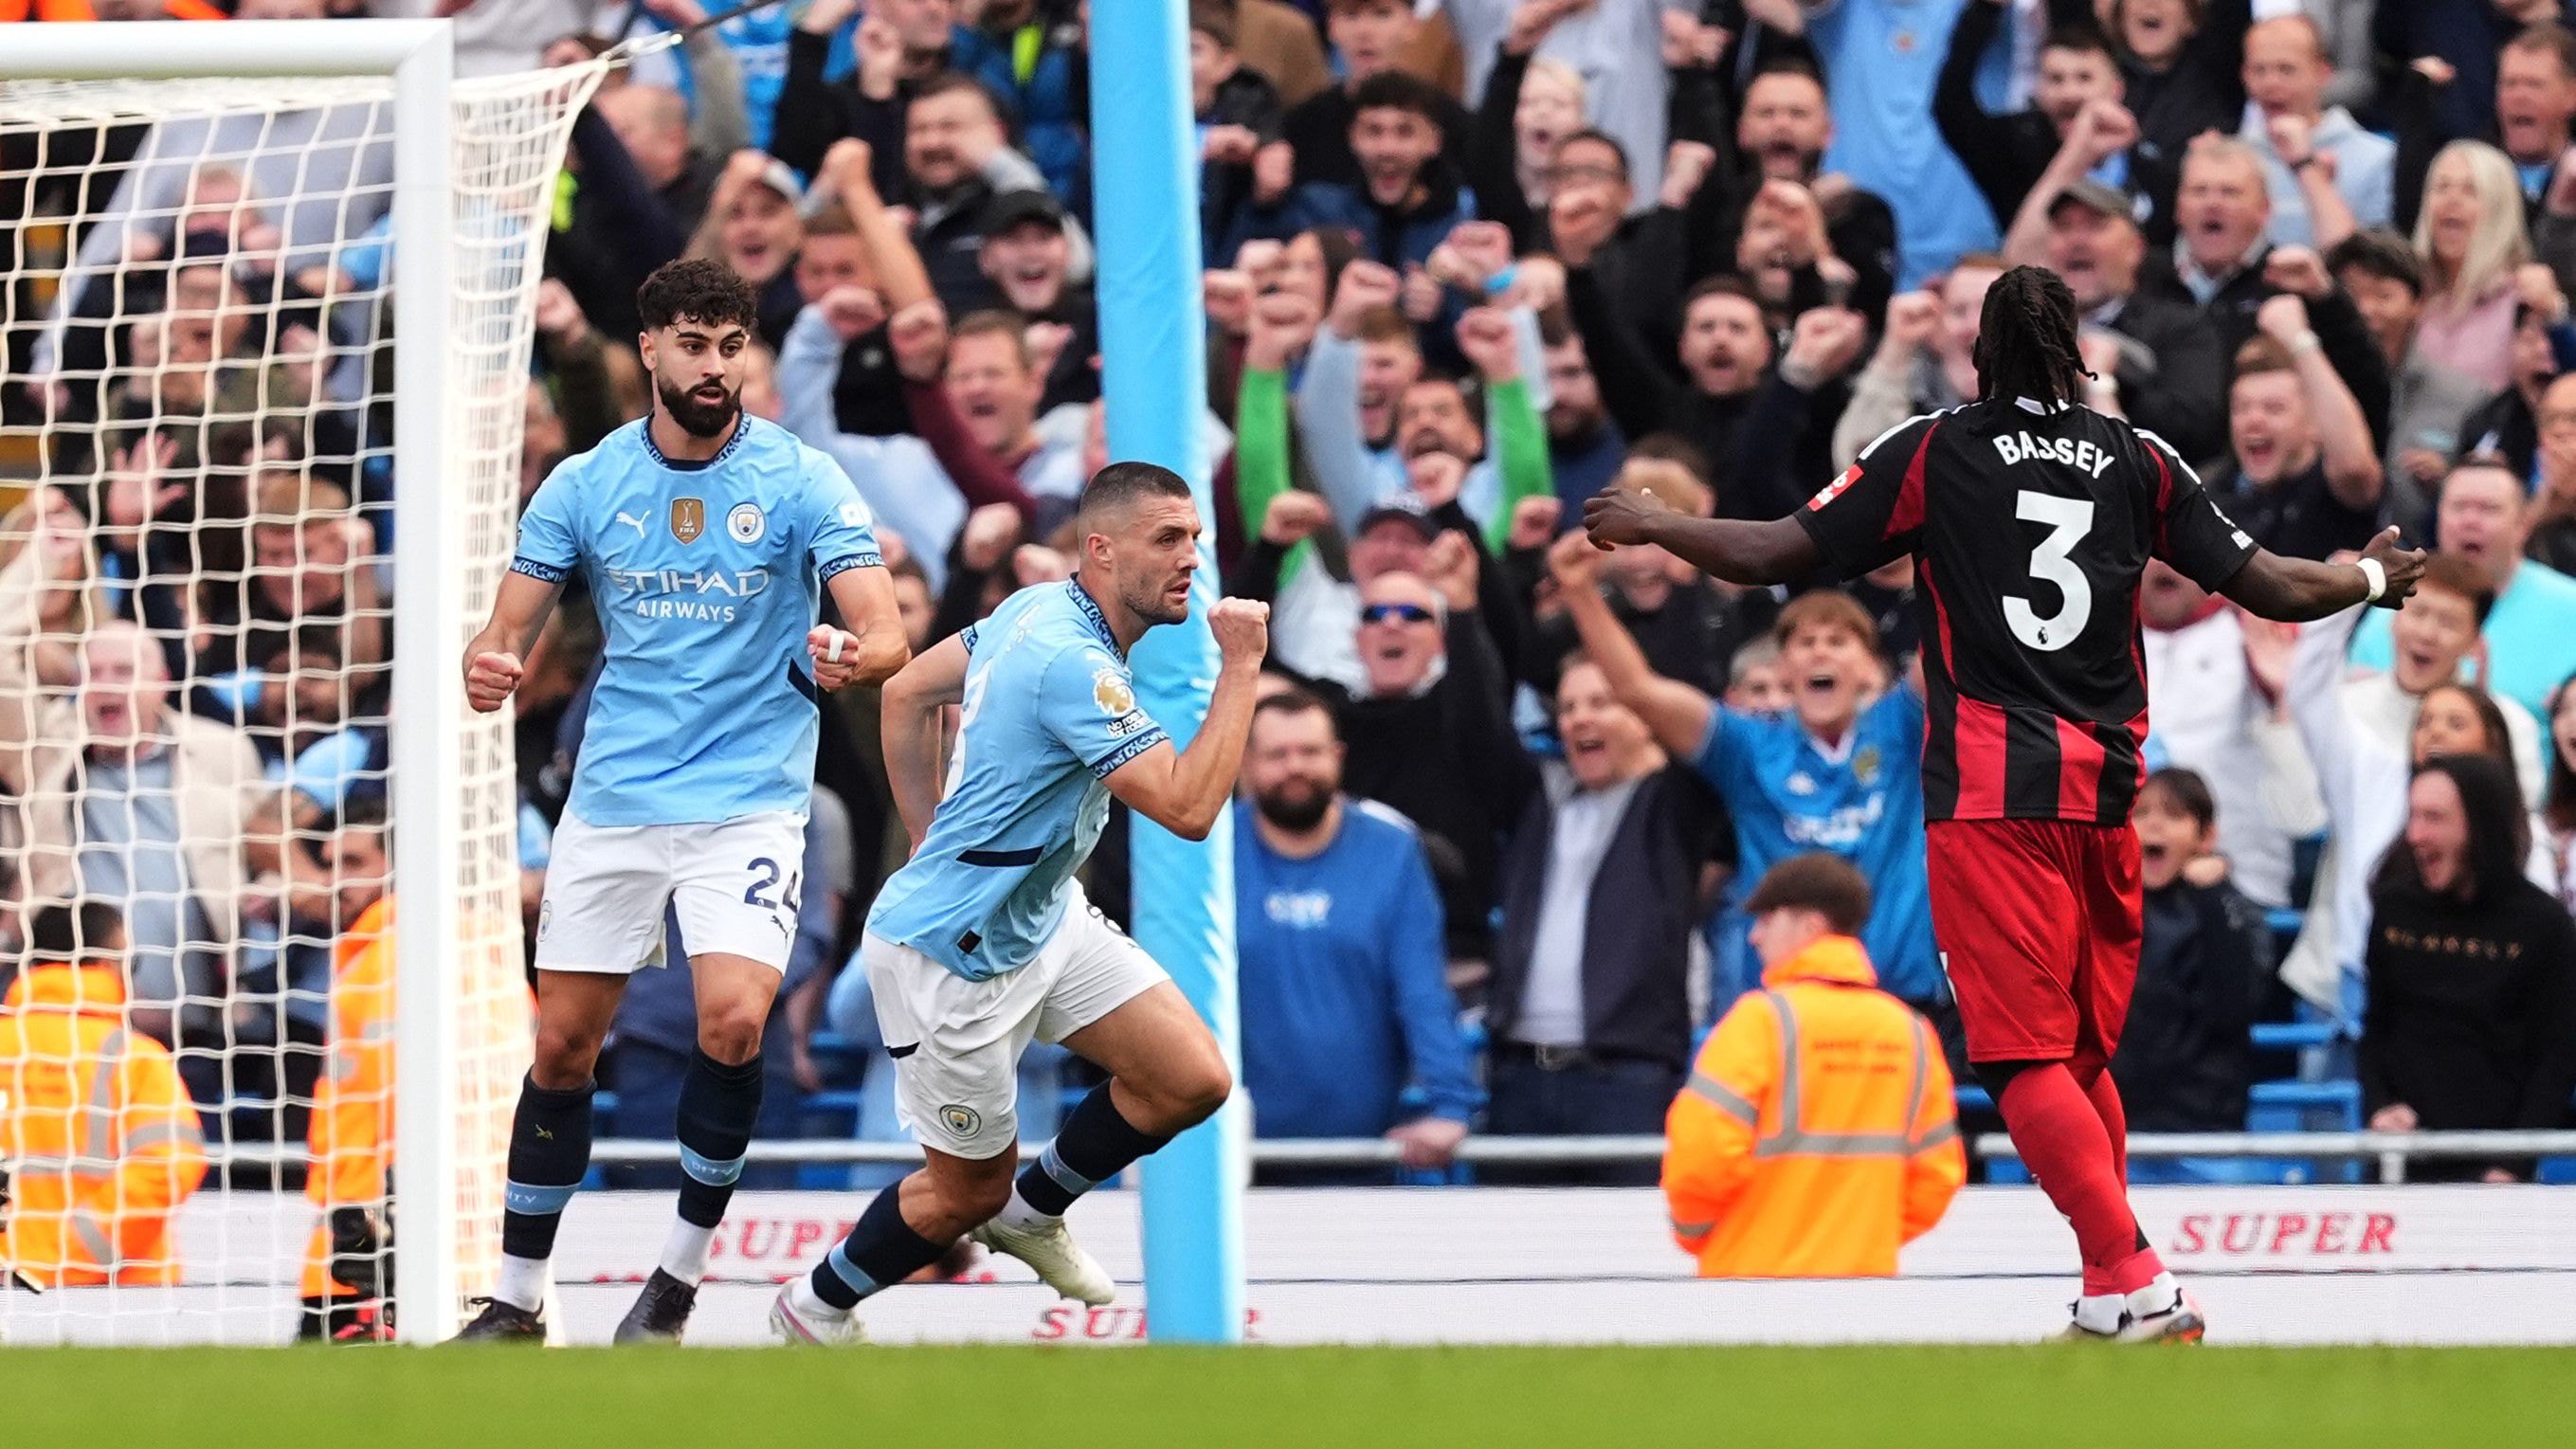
{"left": 5, "top": 0, "right": 2576, "bottom": 1205}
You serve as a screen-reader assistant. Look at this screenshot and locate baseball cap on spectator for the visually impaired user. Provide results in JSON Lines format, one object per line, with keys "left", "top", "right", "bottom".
{"left": 2048, "top": 178, "right": 2133, "bottom": 223}
{"left": 983, "top": 189, "right": 1068, "bottom": 236}
{"left": 747, "top": 156, "right": 805, "bottom": 209}
{"left": 1357, "top": 492, "right": 1439, "bottom": 539}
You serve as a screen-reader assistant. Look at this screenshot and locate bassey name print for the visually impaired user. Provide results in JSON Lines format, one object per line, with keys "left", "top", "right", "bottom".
{"left": 1992, "top": 431, "right": 2117, "bottom": 478}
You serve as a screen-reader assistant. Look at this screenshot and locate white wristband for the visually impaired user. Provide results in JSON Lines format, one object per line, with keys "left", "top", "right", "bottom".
{"left": 2356, "top": 556, "right": 2386, "bottom": 604}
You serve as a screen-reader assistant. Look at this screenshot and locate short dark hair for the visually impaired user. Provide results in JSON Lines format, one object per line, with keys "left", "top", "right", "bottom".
{"left": 2041, "top": 22, "right": 2118, "bottom": 63}
{"left": 2508, "top": 21, "right": 2576, "bottom": 81}
{"left": 27, "top": 900, "right": 126, "bottom": 962}
{"left": 1682, "top": 274, "right": 1762, "bottom": 316}
{"left": 1348, "top": 71, "right": 1449, "bottom": 129}
{"left": 2418, "top": 550, "right": 2498, "bottom": 625}
{"left": 1553, "top": 127, "right": 1629, "bottom": 180}
{"left": 1743, "top": 853, "right": 1874, "bottom": 936}
{"left": 1252, "top": 684, "right": 1336, "bottom": 734}
{"left": 2138, "top": 767, "right": 2217, "bottom": 831}
{"left": 1077, "top": 462, "right": 1194, "bottom": 527}
{"left": 2326, "top": 229, "right": 2425, "bottom": 297}
{"left": 338, "top": 794, "right": 390, "bottom": 834}
{"left": 910, "top": 69, "right": 1004, "bottom": 120}
{"left": 636, "top": 258, "right": 759, "bottom": 335}
{"left": 1745, "top": 59, "right": 1826, "bottom": 97}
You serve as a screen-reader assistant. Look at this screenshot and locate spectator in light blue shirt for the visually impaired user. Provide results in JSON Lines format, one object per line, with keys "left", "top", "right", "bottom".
{"left": 1233, "top": 688, "right": 1480, "bottom": 1178}
{"left": 2237, "top": 14, "right": 2392, "bottom": 249}
{"left": 1803, "top": 0, "right": 2011, "bottom": 286}
{"left": 2348, "top": 459, "right": 2576, "bottom": 724}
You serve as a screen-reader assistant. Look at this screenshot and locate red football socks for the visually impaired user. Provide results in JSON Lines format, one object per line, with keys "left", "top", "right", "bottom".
{"left": 1998, "top": 1063, "right": 2164, "bottom": 1295}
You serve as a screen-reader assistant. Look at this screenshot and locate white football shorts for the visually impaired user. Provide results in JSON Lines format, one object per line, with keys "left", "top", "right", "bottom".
{"left": 534, "top": 808, "right": 807, "bottom": 974}
{"left": 862, "top": 883, "right": 1167, "bottom": 1160}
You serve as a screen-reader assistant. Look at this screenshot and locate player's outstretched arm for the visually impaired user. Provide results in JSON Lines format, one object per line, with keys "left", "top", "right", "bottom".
{"left": 1582, "top": 488, "right": 1821, "bottom": 588}
{"left": 1101, "top": 599, "right": 1270, "bottom": 842}
{"left": 814, "top": 562, "right": 912, "bottom": 689}
{"left": 462, "top": 569, "right": 564, "bottom": 714}
{"left": 881, "top": 632, "right": 971, "bottom": 851}
{"left": 2219, "top": 527, "right": 2426, "bottom": 623}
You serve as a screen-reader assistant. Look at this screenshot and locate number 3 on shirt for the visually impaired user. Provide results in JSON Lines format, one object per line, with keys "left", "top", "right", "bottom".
{"left": 2005, "top": 490, "right": 2095, "bottom": 653}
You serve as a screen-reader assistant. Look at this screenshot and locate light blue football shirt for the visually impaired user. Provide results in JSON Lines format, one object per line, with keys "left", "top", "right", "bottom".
{"left": 1691, "top": 686, "right": 1943, "bottom": 1005}
{"left": 866, "top": 580, "right": 1170, "bottom": 981}
{"left": 510, "top": 415, "right": 882, "bottom": 826}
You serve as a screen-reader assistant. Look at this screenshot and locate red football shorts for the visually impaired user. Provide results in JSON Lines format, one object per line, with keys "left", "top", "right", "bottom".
{"left": 1925, "top": 818, "right": 2144, "bottom": 1066}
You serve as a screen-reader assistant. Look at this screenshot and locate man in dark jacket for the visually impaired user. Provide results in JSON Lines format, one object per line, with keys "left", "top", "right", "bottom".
{"left": 1277, "top": 0, "right": 1475, "bottom": 195}
{"left": 1228, "top": 71, "right": 1476, "bottom": 272}
{"left": 2132, "top": 135, "right": 2390, "bottom": 445}
{"left": 1271, "top": 541, "right": 1540, "bottom": 966}
{"left": 1483, "top": 654, "right": 1724, "bottom": 1184}
{"left": 2112, "top": 770, "right": 2269, "bottom": 1157}
{"left": 1191, "top": 0, "right": 1286, "bottom": 263}
{"left": 771, "top": 0, "right": 1072, "bottom": 201}
{"left": 1935, "top": 7, "right": 2136, "bottom": 235}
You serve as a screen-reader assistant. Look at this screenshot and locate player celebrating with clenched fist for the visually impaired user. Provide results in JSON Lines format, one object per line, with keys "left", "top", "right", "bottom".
{"left": 456, "top": 259, "right": 908, "bottom": 1345}
{"left": 772, "top": 462, "right": 1266, "bottom": 1344}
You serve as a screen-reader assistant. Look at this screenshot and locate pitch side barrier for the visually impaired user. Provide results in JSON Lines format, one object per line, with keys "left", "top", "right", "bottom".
{"left": 200, "top": 1131, "right": 2576, "bottom": 1181}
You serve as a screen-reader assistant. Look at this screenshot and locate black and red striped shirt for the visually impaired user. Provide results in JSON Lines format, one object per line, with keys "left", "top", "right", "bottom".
{"left": 1795, "top": 399, "right": 2257, "bottom": 825}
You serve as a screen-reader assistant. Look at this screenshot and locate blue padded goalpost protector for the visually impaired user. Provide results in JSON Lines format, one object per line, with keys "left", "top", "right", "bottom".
{"left": 1091, "top": 0, "right": 1248, "bottom": 1345}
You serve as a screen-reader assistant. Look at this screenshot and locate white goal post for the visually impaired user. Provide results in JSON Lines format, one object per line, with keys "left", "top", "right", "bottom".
{"left": 0, "top": 21, "right": 599, "bottom": 1345}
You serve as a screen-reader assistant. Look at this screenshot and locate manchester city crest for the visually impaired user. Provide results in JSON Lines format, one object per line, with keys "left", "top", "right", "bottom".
{"left": 728, "top": 501, "right": 766, "bottom": 544}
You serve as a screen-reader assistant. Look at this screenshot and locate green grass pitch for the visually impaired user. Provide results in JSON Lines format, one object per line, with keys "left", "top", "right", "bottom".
{"left": 5, "top": 1346, "right": 2563, "bottom": 1447}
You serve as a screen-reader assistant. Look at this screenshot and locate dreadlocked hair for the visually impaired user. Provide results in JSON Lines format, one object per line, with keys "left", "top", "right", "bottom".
{"left": 1972, "top": 264, "right": 2089, "bottom": 406}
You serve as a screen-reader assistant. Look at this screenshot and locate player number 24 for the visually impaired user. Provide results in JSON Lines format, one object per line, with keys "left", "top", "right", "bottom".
{"left": 2005, "top": 490, "right": 2095, "bottom": 654}
{"left": 744, "top": 857, "right": 803, "bottom": 915}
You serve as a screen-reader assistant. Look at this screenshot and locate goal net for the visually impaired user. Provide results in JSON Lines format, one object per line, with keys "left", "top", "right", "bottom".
{"left": 0, "top": 25, "right": 601, "bottom": 1345}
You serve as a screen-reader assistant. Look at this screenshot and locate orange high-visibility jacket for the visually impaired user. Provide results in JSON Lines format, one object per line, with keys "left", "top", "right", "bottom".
{"left": 1662, "top": 934, "right": 1964, "bottom": 1277}
{"left": 0, "top": 962, "right": 209, "bottom": 1287}
{"left": 302, "top": 897, "right": 393, "bottom": 1301}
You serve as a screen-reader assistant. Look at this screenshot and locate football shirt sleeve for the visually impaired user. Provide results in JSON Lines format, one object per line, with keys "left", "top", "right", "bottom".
{"left": 1792, "top": 414, "right": 1937, "bottom": 578}
{"left": 510, "top": 459, "right": 583, "bottom": 583}
{"left": 2139, "top": 429, "right": 2258, "bottom": 591}
{"left": 1035, "top": 644, "right": 1170, "bottom": 779}
{"left": 805, "top": 454, "right": 886, "bottom": 581}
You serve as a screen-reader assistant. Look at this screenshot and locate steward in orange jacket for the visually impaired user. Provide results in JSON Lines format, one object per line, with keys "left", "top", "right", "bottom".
{"left": 0, "top": 903, "right": 208, "bottom": 1288}
{"left": 300, "top": 893, "right": 396, "bottom": 1336}
{"left": 1663, "top": 855, "right": 1964, "bottom": 1277}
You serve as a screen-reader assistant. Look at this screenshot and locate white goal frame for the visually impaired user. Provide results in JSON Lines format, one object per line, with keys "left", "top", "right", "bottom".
{"left": 1, "top": 20, "right": 484, "bottom": 1346}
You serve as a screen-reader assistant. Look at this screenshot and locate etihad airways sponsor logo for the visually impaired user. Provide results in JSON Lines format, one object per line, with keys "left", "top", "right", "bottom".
{"left": 602, "top": 566, "right": 772, "bottom": 622}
